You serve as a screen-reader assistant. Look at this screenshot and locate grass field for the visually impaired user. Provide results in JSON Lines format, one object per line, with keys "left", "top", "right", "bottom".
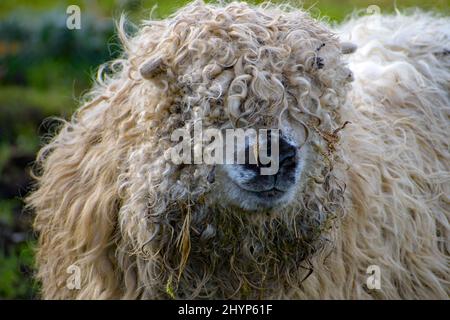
{"left": 0, "top": 0, "right": 448, "bottom": 299}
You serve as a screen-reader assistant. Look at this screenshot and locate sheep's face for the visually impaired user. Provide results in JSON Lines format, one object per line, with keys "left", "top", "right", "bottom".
{"left": 137, "top": 4, "right": 353, "bottom": 215}
{"left": 156, "top": 76, "right": 325, "bottom": 213}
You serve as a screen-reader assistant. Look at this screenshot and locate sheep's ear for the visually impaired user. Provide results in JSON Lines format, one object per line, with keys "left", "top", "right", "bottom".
{"left": 139, "top": 55, "right": 166, "bottom": 79}
{"left": 341, "top": 42, "right": 357, "bottom": 54}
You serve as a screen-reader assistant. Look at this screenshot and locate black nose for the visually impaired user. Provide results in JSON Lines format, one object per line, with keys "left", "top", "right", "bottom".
{"left": 242, "top": 132, "right": 297, "bottom": 176}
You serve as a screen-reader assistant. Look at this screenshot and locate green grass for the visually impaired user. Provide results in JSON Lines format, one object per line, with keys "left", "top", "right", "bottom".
{"left": 0, "top": 144, "right": 12, "bottom": 173}
{"left": 301, "top": 0, "right": 448, "bottom": 21}
{"left": 0, "top": 199, "right": 16, "bottom": 225}
{"left": 0, "top": 241, "right": 38, "bottom": 299}
{"left": 0, "top": 86, "right": 76, "bottom": 116}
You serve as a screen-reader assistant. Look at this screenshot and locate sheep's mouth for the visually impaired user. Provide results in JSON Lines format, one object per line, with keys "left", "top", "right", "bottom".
{"left": 235, "top": 183, "right": 294, "bottom": 209}
{"left": 248, "top": 187, "right": 286, "bottom": 199}
{"left": 233, "top": 178, "right": 290, "bottom": 200}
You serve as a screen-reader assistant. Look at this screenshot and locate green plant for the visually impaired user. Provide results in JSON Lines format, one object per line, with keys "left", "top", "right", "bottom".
{"left": 0, "top": 241, "right": 38, "bottom": 299}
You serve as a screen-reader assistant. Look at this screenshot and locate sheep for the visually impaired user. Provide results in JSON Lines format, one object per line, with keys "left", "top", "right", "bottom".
{"left": 27, "top": 1, "right": 449, "bottom": 299}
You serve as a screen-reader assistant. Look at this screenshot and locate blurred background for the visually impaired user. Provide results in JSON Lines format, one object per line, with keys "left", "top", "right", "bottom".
{"left": 0, "top": 0, "right": 448, "bottom": 299}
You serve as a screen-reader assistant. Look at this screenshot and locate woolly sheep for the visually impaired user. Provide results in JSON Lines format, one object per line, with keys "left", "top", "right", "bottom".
{"left": 27, "top": 1, "right": 449, "bottom": 299}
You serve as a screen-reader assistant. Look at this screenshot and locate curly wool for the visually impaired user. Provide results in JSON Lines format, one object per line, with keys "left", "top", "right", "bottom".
{"left": 27, "top": 1, "right": 449, "bottom": 299}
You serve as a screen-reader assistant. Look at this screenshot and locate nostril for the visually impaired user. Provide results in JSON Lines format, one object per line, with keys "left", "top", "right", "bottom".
{"left": 279, "top": 147, "right": 296, "bottom": 164}
{"left": 241, "top": 133, "right": 297, "bottom": 174}
{"left": 242, "top": 162, "right": 261, "bottom": 173}
{"left": 278, "top": 137, "right": 297, "bottom": 164}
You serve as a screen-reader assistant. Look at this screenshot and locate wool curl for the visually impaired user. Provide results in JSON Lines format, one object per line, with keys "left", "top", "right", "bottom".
{"left": 27, "top": 1, "right": 449, "bottom": 299}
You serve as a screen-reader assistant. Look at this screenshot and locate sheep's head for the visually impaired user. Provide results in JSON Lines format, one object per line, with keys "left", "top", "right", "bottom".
{"left": 116, "top": 1, "right": 355, "bottom": 298}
